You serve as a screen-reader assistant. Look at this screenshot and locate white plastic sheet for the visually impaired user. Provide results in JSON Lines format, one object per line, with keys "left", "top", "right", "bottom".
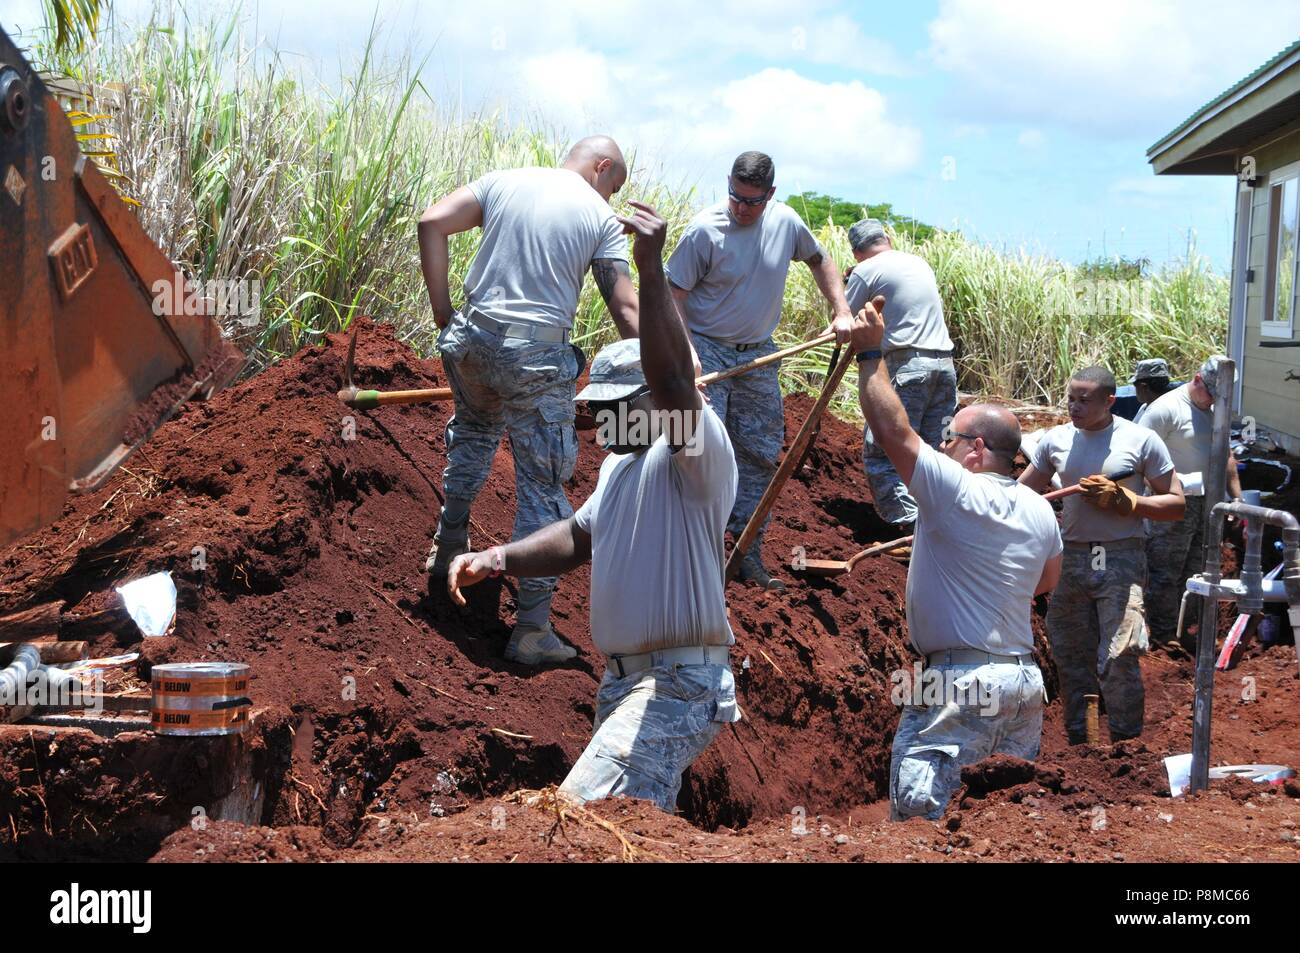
{"left": 114, "top": 572, "right": 177, "bottom": 637}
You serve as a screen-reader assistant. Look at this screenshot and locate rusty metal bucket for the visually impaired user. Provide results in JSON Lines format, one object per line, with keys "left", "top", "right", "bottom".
{"left": 0, "top": 26, "right": 243, "bottom": 547}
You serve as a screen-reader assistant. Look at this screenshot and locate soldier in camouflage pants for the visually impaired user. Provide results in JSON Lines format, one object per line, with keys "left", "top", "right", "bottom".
{"left": 1145, "top": 496, "right": 1205, "bottom": 650}
{"left": 559, "top": 659, "right": 740, "bottom": 811}
{"left": 436, "top": 313, "right": 582, "bottom": 642}
{"left": 691, "top": 332, "right": 783, "bottom": 562}
{"left": 1046, "top": 540, "right": 1149, "bottom": 742}
{"left": 890, "top": 658, "right": 1045, "bottom": 820}
{"left": 864, "top": 351, "right": 958, "bottom": 526}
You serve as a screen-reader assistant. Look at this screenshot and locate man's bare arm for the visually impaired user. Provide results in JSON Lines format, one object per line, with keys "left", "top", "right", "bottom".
{"left": 418, "top": 186, "right": 483, "bottom": 329}
{"left": 806, "top": 251, "right": 854, "bottom": 343}
{"left": 592, "top": 258, "right": 639, "bottom": 339}
{"left": 1018, "top": 463, "right": 1055, "bottom": 494}
{"left": 1133, "top": 469, "right": 1185, "bottom": 522}
{"left": 620, "top": 202, "right": 699, "bottom": 428}
{"left": 1035, "top": 552, "right": 1063, "bottom": 596}
{"left": 448, "top": 518, "right": 592, "bottom": 605}
{"left": 668, "top": 283, "right": 703, "bottom": 380}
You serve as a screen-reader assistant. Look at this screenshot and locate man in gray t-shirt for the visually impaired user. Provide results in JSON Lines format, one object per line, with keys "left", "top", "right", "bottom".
{"left": 447, "top": 203, "right": 740, "bottom": 813}
{"left": 1020, "top": 365, "right": 1184, "bottom": 744}
{"left": 417, "top": 136, "right": 641, "bottom": 666}
{"left": 844, "top": 219, "right": 957, "bottom": 529}
{"left": 849, "top": 296, "right": 1062, "bottom": 821}
{"left": 665, "top": 150, "right": 854, "bottom": 591}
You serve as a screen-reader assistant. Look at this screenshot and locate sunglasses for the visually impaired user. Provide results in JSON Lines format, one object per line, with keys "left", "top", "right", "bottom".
{"left": 728, "top": 185, "right": 770, "bottom": 207}
{"left": 943, "top": 430, "right": 979, "bottom": 445}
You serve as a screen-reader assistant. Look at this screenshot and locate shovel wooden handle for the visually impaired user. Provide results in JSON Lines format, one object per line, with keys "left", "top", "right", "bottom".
{"left": 845, "top": 534, "right": 914, "bottom": 571}
{"left": 1040, "top": 467, "right": 1135, "bottom": 503}
{"left": 696, "top": 331, "right": 836, "bottom": 388}
{"left": 726, "top": 346, "right": 856, "bottom": 580}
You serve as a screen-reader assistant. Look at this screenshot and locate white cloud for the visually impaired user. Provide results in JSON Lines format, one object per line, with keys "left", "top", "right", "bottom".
{"left": 645, "top": 68, "right": 922, "bottom": 186}
{"left": 515, "top": 48, "right": 619, "bottom": 131}
{"left": 928, "top": 0, "right": 1300, "bottom": 136}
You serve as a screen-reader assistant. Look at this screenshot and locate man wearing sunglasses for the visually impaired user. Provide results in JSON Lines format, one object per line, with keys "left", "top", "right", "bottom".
{"left": 850, "top": 297, "right": 1063, "bottom": 821}
{"left": 446, "top": 202, "right": 741, "bottom": 811}
{"left": 665, "top": 151, "right": 854, "bottom": 591}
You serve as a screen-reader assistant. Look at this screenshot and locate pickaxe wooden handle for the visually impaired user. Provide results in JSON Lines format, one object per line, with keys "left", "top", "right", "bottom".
{"left": 337, "top": 324, "right": 837, "bottom": 409}
{"left": 337, "top": 385, "right": 454, "bottom": 408}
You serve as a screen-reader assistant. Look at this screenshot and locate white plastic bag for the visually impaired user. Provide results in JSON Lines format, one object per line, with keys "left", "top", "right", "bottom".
{"left": 114, "top": 571, "right": 177, "bottom": 637}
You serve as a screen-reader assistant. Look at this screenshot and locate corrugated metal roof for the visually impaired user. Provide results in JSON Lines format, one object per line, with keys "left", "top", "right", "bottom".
{"left": 1149, "top": 38, "right": 1300, "bottom": 157}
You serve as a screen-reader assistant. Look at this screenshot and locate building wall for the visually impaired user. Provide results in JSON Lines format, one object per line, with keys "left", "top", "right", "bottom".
{"left": 1238, "top": 130, "right": 1300, "bottom": 453}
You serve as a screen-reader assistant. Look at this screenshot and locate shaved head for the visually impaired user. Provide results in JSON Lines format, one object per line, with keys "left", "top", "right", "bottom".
{"left": 562, "top": 135, "right": 627, "bottom": 201}
{"left": 564, "top": 135, "right": 626, "bottom": 176}
{"left": 953, "top": 403, "right": 1022, "bottom": 473}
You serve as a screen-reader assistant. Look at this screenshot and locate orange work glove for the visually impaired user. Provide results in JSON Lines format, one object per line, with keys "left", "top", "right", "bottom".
{"left": 1078, "top": 474, "right": 1139, "bottom": 516}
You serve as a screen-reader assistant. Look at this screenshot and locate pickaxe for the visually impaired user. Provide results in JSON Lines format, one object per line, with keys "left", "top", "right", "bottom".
{"left": 337, "top": 324, "right": 837, "bottom": 409}
{"left": 337, "top": 323, "right": 453, "bottom": 409}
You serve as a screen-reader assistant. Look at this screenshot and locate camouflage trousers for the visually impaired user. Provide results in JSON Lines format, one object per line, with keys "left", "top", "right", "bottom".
{"left": 890, "top": 658, "right": 1044, "bottom": 820}
{"left": 692, "top": 332, "right": 783, "bottom": 555}
{"left": 1145, "top": 496, "right": 1206, "bottom": 646}
{"left": 864, "top": 353, "right": 957, "bottom": 525}
{"left": 1046, "top": 541, "right": 1149, "bottom": 741}
{"left": 559, "top": 660, "right": 741, "bottom": 812}
{"left": 436, "top": 312, "right": 582, "bottom": 595}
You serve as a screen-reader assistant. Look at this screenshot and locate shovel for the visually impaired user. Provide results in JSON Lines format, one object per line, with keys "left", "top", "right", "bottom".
{"left": 793, "top": 467, "right": 1136, "bottom": 579}
{"left": 725, "top": 344, "right": 856, "bottom": 581}
{"left": 797, "top": 534, "right": 914, "bottom": 577}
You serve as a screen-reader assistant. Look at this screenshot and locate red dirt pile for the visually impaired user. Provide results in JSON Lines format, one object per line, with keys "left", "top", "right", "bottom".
{"left": 0, "top": 319, "right": 922, "bottom": 855}
{"left": 4, "top": 319, "right": 1297, "bottom": 862}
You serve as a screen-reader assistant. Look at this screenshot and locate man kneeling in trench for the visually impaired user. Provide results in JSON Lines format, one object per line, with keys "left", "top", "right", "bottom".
{"left": 850, "top": 300, "right": 1064, "bottom": 820}
{"left": 447, "top": 200, "right": 741, "bottom": 811}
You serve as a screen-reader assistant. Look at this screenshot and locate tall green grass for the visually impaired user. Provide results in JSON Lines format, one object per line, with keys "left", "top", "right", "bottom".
{"left": 38, "top": 5, "right": 1228, "bottom": 410}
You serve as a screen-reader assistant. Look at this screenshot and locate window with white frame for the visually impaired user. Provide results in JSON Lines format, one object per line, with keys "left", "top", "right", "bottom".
{"left": 1263, "top": 162, "right": 1299, "bottom": 337}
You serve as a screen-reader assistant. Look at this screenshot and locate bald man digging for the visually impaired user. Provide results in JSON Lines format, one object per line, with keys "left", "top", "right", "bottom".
{"left": 417, "top": 136, "right": 640, "bottom": 665}
{"left": 850, "top": 300, "right": 1063, "bottom": 821}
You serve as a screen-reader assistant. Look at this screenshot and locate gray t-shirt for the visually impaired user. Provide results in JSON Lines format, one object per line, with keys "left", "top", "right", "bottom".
{"left": 1030, "top": 415, "right": 1175, "bottom": 542}
{"left": 1135, "top": 384, "right": 1210, "bottom": 495}
{"left": 907, "top": 444, "right": 1062, "bottom": 656}
{"left": 463, "top": 167, "right": 628, "bottom": 329}
{"left": 574, "top": 403, "right": 739, "bottom": 657}
{"left": 666, "top": 200, "right": 822, "bottom": 344}
{"left": 844, "top": 249, "right": 953, "bottom": 353}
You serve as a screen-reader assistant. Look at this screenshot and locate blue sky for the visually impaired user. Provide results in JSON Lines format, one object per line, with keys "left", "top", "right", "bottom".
{"left": 7, "top": 0, "right": 1300, "bottom": 270}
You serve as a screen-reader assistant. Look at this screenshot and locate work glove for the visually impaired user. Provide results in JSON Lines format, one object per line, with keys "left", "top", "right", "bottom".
{"left": 1079, "top": 474, "right": 1139, "bottom": 516}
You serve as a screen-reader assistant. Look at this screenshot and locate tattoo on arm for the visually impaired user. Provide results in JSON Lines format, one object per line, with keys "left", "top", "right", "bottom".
{"left": 804, "top": 251, "right": 824, "bottom": 266}
{"left": 592, "top": 259, "right": 630, "bottom": 305}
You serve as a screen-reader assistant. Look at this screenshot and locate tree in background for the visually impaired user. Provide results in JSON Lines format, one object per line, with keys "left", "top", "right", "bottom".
{"left": 786, "top": 191, "right": 937, "bottom": 243}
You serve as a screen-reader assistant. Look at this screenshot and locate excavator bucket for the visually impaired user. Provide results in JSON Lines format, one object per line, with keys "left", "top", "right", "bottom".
{"left": 0, "top": 27, "right": 243, "bottom": 547}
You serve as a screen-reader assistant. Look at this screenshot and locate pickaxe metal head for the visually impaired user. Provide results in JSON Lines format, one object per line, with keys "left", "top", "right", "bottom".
{"left": 337, "top": 322, "right": 364, "bottom": 406}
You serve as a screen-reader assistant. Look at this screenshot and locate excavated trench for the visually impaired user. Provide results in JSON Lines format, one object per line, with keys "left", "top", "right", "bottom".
{"left": 0, "top": 320, "right": 1065, "bottom": 859}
